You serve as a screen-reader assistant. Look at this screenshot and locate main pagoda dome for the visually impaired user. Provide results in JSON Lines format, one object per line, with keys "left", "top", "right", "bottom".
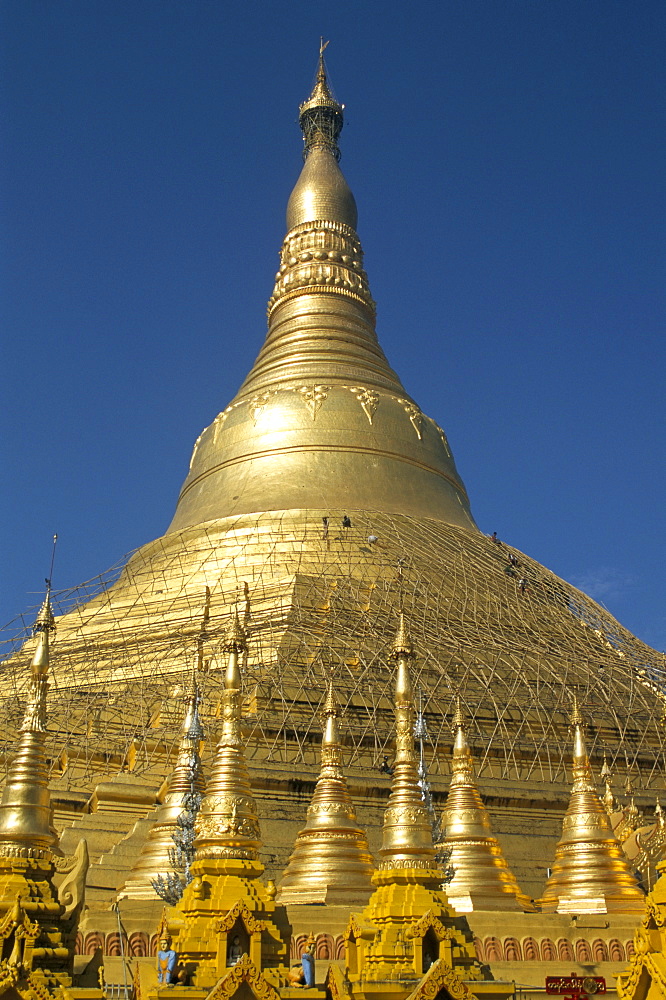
{"left": 2, "top": 49, "right": 663, "bottom": 900}
{"left": 168, "top": 50, "right": 473, "bottom": 532}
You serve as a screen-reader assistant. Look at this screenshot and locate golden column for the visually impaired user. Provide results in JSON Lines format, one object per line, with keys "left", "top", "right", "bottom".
{"left": 442, "top": 699, "right": 534, "bottom": 912}
{"left": 118, "top": 673, "right": 205, "bottom": 900}
{"left": 277, "top": 679, "right": 374, "bottom": 905}
{"left": 344, "top": 617, "right": 497, "bottom": 1000}
{"left": 538, "top": 696, "right": 645, "bottom": 913}
{"left": 161, "top": 616, "right": 290, "bottom": 993}
{"left": 0, "top": 590, "right": 94, "bottom": 997}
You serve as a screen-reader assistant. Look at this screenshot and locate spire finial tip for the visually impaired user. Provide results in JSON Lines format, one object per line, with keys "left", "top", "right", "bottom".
{"left": 452, "top": 696, "right": 465, "bottom": 732}
{"left": 391, "top": 613, "right": 414, "bottom": 658}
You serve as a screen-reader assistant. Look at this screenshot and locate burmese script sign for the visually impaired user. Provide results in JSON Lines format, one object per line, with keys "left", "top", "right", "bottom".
{"left": 546, "top": 977, "right": 606, "bottom": 998}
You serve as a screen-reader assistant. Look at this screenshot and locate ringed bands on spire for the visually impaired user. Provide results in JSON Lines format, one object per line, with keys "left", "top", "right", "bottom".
{"left": 267, "top": 220, "right": 375, "bottom": 320}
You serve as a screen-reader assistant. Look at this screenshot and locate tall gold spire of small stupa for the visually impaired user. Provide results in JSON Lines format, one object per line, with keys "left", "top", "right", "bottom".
{"left": 0, "top": 580, "right": 94, "bottom": 995}
{"left": 375, "top": 614, "right": 439, "bottom": 877}
{"left": 193, "top": 613, "right": 261, "bottom": 866}
{"left": 277, "top": 677, "right": 374, "bottom": 904}
{"left": 442, "top": 698, "right": 533, "bottom": 911}
{"left": 601, "top": 754, "right": 615, "bottom": 815}
{"left": 344, "top": 617, "right": 489, "bottom": 993}
{"left": 538, "top": 695, "right": 644, "bottom": 913}
{"left": 119, "top": 668, "right": 205, "bottom": 899}
{"left": 163, "top": 615, "right": 290, "bottom": 990}
{"left": 0, "top": 588, "right": 57, "bottom": 857}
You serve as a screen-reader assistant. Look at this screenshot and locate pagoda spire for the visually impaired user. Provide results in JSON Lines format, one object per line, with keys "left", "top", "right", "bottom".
{"left": 297, "top": 39, "right": 344, "bottom": 161}
{"left": 193, "top": 613, "right": 261, "bottom": 866}
{"left": 0, "top": 588, "right": 57, "bottom": 857}
{"left": 167, "top": 50, "right": 475, "bottom": 534}
{"left": 343, "top": 618, "right": 488, "bottom": 992}
{"left": 0, "top": 582, "right": 92, "bottom": 994}
{"left": 277, "top": 677, "right": 374, "bottom": 904}
{"left": 375, "top": 615, "right": 439, "bottom": 879}
{"left": 159, "top": 617, "right": 291, "bottom": 989}
{"left": 601, "top": 754, "right": 615, "bottom": 815}
{"left": 119, "top": 667, "right": 205, "bottom": 900}
{"left": 538, "top": 695, "right": 644, "bottom": 913}
{"left": 441, "top": 699, "right": 533, "bottom": 911}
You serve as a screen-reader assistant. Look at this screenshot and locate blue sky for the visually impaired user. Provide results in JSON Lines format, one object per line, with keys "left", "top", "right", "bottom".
{"left": 2, "top": 1, "right": 664, "bottom": 650}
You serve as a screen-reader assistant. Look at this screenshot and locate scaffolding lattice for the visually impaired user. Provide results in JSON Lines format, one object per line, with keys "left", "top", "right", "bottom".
{"left": 1, "top": 510, "right": 664, "bottom": 798}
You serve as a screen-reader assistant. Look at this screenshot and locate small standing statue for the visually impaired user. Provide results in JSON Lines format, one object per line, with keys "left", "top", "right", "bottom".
{"left": 157, "top": 936, "right": 178, "bottom": 985}
{"left": 301, "top": 935, "right": 315, "bottom": 988}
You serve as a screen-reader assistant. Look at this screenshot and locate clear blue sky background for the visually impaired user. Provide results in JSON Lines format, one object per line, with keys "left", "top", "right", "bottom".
{"left": 2, "top": 1, "right": 664, "bottom": 650}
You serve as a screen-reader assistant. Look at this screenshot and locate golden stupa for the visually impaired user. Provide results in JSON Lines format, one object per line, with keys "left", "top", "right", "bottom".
{"left": 277, "top": 678, "right": 374, "bottom": 905}
{"left": 1, "top": 46, "right": 664, "bottom": 945}
{"left": 343, "top": 618, "right": 508, "bottom": 1000}
{"left": 0, "top": 592, "right": 99, "bottom": 1000}
{"left": 119, "top": 672, "right": 205, "bottom": 900}
{"left": 538, "top": 696, "right": 645, "bottom": 914}
{"left": 441, "top": 699, "right": 533, "bottom": 912}
{"left": 159, "top": 616, "right": 291, "bottom": 993}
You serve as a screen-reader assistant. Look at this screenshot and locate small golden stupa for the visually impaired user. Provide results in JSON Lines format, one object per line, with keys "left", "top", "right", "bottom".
{"left": 601, "top": 754, "right": 615, "bottom": 815}
{"left": 0, "top": 590, "right": 97, "bottom": 1000}
{"left": 156, "top": 615, "right": 290, "bottom": 994}
{"left": 538, "top": 695, "right": 645, "bottom": 914}
{"left": 119, "top": 672, "right": 205, "bottom": 900}
{"left": 344, "top": 617, "right": 508, "bottom": 1000}
{"left": 277, "top": 678, "right": 374, "bottom": 905}
{"left": 442, "top": 699, "right": 534, "bottom": 912}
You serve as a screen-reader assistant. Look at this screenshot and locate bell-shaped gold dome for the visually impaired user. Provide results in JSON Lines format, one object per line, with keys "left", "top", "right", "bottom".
{"left": 538, "top": 697, "right": 645, "bottom": 914}
{"left": 442, "top": 700, "right": 534, "bottom": 911}
{"left": 167, "top": 56, "right": 475, "bottom": 534}
{"left": 286, "top": 147, "right": 358, "bottom": 231}
{"left": 277, "top": 679, "right": 374, "bottom": 905}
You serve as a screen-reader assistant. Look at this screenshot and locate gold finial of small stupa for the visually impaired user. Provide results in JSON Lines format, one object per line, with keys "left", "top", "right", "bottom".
{"left": 391, "top": 612, "right": 414, "bottom": 658}
{"left": 612, "top": 775, "right": 643, "bottom": 846}
{"left": 624, "top": 776, "right": 641, "bottom": 825}
{"left": 600, "top": 753, "right": 615, "bottom": 815}
{"left": 441, "top": 699, "right": 533, "bottom": 911}
{"left": 538, "top": 694, "right": 644, "bottom": 913}
{"left": 223, "top": 610, "right": 248, "bottom": 656}
{"left": 344, "top": 624, "right": 492, "bottom": 991}
{"left": 277, "top": 677, "right": 374, "bottom": 904}
{"left": 193, "top": 614, "right": 260, "bottom": 864}
{"left": 451, "top": 695, "right": 464, "bottom": 730}
{"left": 375, "top": 616, "right": 438, "bottom": 878}
{"left": 119, "top": 666, "right": 205, "bottom": 899}
{"left": 0, "top": 587, "right": 57, "bottom": 857}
